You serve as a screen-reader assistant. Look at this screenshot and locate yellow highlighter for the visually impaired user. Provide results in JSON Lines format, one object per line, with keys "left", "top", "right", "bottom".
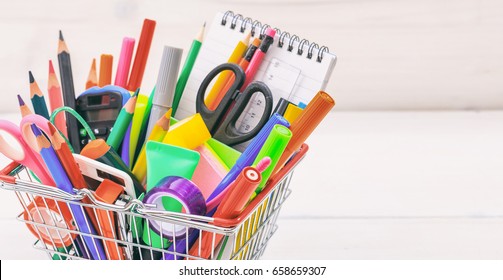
{"left": 283, "top": 103, "right": 303, "bottom": 124}
{"left": 162, "top": 113, "right": 211, "bottom": 149}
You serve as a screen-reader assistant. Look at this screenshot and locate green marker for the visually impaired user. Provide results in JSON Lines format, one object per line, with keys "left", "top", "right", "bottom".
{"left": 172, "top": 23, "right": 205, "bottom": 117}
{"left": 106, "top": 88, "right": 139, "bottom": 151}
{"left": 252, "top": 124, "right": 292, "bottom": 195}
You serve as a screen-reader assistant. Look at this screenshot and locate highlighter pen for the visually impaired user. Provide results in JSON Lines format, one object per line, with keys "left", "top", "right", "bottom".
{"left": 144, "top": 46, "right": 183, "bottom": 139}
{"left": 80, "top": 138, "right": 144, "bottom": 198}
{"left": 98, "top": 54, "right": 113, "bottom": 87}
{"left": 114, "top": 37, "right": 135, "bottom": 88}
{"left": 171, "top": 23, "right": 205, "bottom": 116}
{"left": 240, "top": 28, "right": 276, "bottom": 91}
{"left": 251, "top": 124, "right": 292, "bottom": 195}
{"left": 48, "top": 60, "right": 67, "bottom": 137}
{"left": 283, "top": 103, "right": 303, "bottom": 124}
{"left": 206, "top": 113, "right": 289, "bottom": 203}
{"left": 272, "top": 91, "right": 335, "bottom": 175}
{"left": 31, "top": 125, "right": 107, "bottom": 260}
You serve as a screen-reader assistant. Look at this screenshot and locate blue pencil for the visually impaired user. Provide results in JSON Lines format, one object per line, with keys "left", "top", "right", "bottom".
{"left": 31, "top": 124, "right": 107, "bottom": 260}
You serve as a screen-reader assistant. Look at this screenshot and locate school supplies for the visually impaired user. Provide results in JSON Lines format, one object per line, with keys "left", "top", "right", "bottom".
{"left": 273, "top": 97, "right": 292, "bottom": 115}
{"left": 191, "top": 144, "right": 228, "bottom": 200}
{"left": 204, "top": 32, "right": 250, "bottom": 111}
{"left": 57, "top": 31, "right": 81, "bottom": 152}
{"left": 94, "top": 179, "right": 125, "bottom": 260}
{"left": 212, "top": 38, "right": 260, "bottom": 109}
{"left": 127, "top": 19, "right": 156, "bottom": 91}
{"left": 172, "top": 23, "right": 205, "bottom": 116}
{"left": 129, "top": 93, "right": 149, "bottom": 166}
{"left": 145, "top": 46, "right": 183, "bottom": 139}
{"left": 145, "top": 141, "right": 200, "bottom": 190}
{"left": 161, "top": 113, "right": 211, "bottom": 150}
{"left": 190, "top": 165, "right": 261, "bottom": 259}
{"left": 76, "top": 85, "right": 129, "bottom": 149}
{"left": 196, "top": 63, "right": 273, "bottom": 145}
{"left": 272, "top": 91, "right": 335, "bottom": 175}
{"left": 176, "top": 11, "right": 337, "bottom": 126}
{"left": 0, "top": 116, "right": 54, "bottom": 185}
{"left": 132, "top": 109, "right": 171, "bottom": 183}
{"left": 28, "top": 71, "right": 50, "bottom": 119}
{"left": 85, "top": 58, "right": 98, "bottom": 89}
{"left": 283, "top": 103, "right": 303, "bottom": 124}
{"left": 206, "top": 113, "right": 289, "bottom": 203}
{"left": 80, "top": 138, "right": 144, "bottom": 198}
{"left": 30, "top": 124, "right": 107, "bottom": 260}
{"left": 17, "top": 95, "right": 33, "bottom": 117}
{"left": 98, "top": 54, "right": 113, "bottom": 87}
{"left": 106, "top": 89, "right": 138, "bottom": 151}
{"left": 115, "top": 37, "right": 135, "bottom": 88}
{"left": 251, "top": 124, "right": 292, "bottom": 195}
{"left": 241, "top": 28, "right": 275, "bottom": 91}
{"left": 48, "top": 60, "right": 67, "bottom": 137}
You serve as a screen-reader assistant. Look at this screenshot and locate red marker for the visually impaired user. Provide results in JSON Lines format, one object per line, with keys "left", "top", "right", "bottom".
{"left": 240, "top": 28, "right": 276, "bottom": 91}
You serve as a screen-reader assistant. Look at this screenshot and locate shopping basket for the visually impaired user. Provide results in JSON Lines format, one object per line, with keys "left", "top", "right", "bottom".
{"left": 0, "top": 144, "right": 308, "bottom": 260}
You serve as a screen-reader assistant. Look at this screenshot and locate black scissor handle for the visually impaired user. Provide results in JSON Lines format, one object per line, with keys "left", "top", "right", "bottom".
{"left": 196, "top": 63, "right": 245, "bottom": 133}
{"left": 214, "top": 81, "right": 273, "bottom": 145}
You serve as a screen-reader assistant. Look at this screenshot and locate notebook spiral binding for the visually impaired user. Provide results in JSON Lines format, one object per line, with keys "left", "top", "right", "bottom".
{"left": 221, "top": 10, "right": 329, "bottom": 63}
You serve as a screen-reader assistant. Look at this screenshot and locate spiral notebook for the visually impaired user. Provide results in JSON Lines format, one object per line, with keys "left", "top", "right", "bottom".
{"left": 176, "top": 11, "right": 337, "bottom": 131}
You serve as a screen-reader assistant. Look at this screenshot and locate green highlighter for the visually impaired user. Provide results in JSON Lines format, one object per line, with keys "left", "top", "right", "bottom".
{"left": 252, "top": 124, "right": 292, "bottom": 195}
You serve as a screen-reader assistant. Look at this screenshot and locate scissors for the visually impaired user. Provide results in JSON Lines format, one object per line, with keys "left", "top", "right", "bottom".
{"left": 0, "top": 114, "right": 55, "bottom": 185}
{"left": 196, "top": 63, "right": 273, "bottom": 145}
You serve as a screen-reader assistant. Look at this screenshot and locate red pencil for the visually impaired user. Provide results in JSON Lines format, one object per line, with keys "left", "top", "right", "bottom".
{"left": 126, "top": 19, "right": 156, "bottom": 91}
{"left": 48, "top": 60, "right": 67, "bottom": 137}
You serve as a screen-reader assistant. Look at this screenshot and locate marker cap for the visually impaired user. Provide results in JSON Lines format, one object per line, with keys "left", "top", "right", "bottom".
{"left": 153, "top": 46, "right": 183, "bottom": 107}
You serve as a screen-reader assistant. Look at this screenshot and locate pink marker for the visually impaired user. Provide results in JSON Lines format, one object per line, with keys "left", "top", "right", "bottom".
{"left": 114, "top": 37, "right": 135, "bottom": 88}
{"left": 240, "top": 28, "right": 276, "bottom": 91}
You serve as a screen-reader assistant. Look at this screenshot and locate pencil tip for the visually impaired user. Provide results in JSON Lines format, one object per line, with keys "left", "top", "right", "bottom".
{"left": 59, "top": 30, "right": 64, "bottom": 41}
{"left": 17, "top": 94, "right": 25, "bottom": 106}
{"left": 48, "top": 60, "right": 54, "bottom": 73}
{"left": 133, "top": 88, "right": 140, "bottom": 97}
{"left": 28, "top": 71, "right": 34, "bottom": 83}
{"left": 31, "top": 124, "right": 42, "bottom": 137}
{"left": 47, "top": 121, "right": 56, "bottom": 133}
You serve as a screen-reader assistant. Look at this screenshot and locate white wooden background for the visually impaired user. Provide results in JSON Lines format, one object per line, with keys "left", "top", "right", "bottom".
{"left": 0, "top": 0, "right": 502, "bottom": 112}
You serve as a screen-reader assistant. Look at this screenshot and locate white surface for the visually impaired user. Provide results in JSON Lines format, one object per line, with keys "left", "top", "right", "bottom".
{"left": 1, "top": 0, "right": 503, "bottom": 112}
{"left": 1, "top": 111, "right": 503, "bottom": 259}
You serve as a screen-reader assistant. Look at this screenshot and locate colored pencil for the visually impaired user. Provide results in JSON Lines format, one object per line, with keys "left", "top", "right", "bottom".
{"left": 57, "top": 30, "right": 80, "bottom": 153}
{"left": 28, "top": 71, "right": 50, "bottom": 119}
{"left": 48, "top": 60, "right": 67, "bottom": 138}
{"left": 47, "top": 121, "right": 100, "bottom": 231}
{"left": 31, "top": 124, "right": 107, "bottom": 260}
{"left": 172, "top": 22, "right": 205, "bottom": 116}
{"left": 132, "top": 108, "right": 172, "bottom": 184}
{"left": 205, "top": 32, "right": 250, "bottom": 110}
{"left": 86, "top": 58, "right": 98, "bottom": 89}
{"left": 114, "top": 37, "right": 135, "bottom": 88}
{"left": 98, "top": 54, "right": 113, "bottom": 87}
{"left": 17, "top": 94, "right": 33, "bottom": 117}
{"left": 126, "top": 19, "right": 156, "bottom": 91}
{"left": 106, "top": 88, "right": 139, "bottom": 151}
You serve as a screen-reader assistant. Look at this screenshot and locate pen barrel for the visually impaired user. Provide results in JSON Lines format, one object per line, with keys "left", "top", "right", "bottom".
{"left": 114, "top": 37, "right": 135, "bottom": 88}
{"left": 127, "top": 19, "right": 156, "bottom": 91}
{"left": 241, "top": 51, "right": 265, "bottom": 91}
{"left": 172, "top": 40, "right": 202, "bottom": 115}
{"left": 272, "top": 91, "right": 335, "bottom": 175}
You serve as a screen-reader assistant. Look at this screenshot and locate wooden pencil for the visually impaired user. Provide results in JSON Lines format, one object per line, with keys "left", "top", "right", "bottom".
{"left": 98, "top": 54, "right": 113, "bottom": 87}
{"left": 126, "top": 19, "right": 156, "bottom": 91}
{"left": 86, "top": 58, "right": 98, "bottom": 89}
{"left": 57, "top": 30, "right": 80, "bottom": 153}
{"left": 106, "top": 88, "right": 139, "bottom": 151}
{"left": 29, "top": 71, "right": 50, "bottom": 119}
{"left": 48, "top": 60, "right": 67, "bottom": 137}
{"left": 17, "top": 94, "right": 33, "bottom": 117}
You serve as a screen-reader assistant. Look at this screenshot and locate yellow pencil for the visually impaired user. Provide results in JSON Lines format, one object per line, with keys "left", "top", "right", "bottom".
{"left": 132, "top": 108, "right": 172, "bottom": 184}
{"left": 204, "top": 32, "right": 250, "bottom": 110}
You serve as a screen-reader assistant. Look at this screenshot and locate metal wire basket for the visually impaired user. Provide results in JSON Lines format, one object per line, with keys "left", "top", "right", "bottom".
{"left": 0, "top": 144, "right": 308, "bottom": 260}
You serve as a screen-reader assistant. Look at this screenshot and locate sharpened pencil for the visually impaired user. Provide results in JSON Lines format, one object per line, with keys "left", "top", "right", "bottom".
{"left": 48, "top": 60, "right": 67, "bottom": 137}
{"left": 29, "top": 71, "right": 50, "bottom": 119}
{"left": 17, "top": 94, "right": 33, "bottom": 117}
{"left": 85, "top": 58, "right": 98, "bottom": 89}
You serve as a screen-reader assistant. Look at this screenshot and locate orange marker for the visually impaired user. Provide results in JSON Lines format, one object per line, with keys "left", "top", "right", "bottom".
{"left": 272, "top": 91, "right": 335, "bottom": 175}
{"left": 98, "top": 54, "right": 113, "bottom": 87}
{"left": 86, "top": 58, "right": 98, "bottom": 89}
{"left": 48, "top": 60, "right": 67, "bottom": 137}
{"left": 127, "top": 19, "right": 156, "bottom": 91}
